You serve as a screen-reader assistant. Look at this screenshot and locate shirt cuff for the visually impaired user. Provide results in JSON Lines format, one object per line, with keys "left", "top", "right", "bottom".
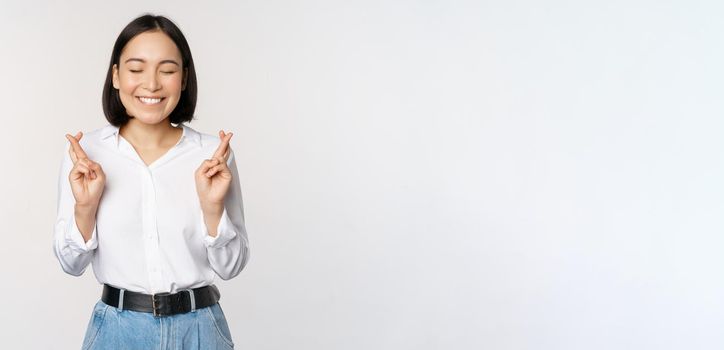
{"left": 66, "top": 214, "right": 98, "bottom": 253}
{"left": 203, "top": 207, "right": 238, "bottom": 248}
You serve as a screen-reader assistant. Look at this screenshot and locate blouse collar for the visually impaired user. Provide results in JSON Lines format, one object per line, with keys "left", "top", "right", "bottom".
{"left": 100, "top": 123, "right": 201, "bottom": 149}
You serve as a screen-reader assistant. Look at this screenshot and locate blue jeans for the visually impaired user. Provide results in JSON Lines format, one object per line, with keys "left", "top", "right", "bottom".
{"left": 81, "top": 299, "right": 235, "bottom": 349}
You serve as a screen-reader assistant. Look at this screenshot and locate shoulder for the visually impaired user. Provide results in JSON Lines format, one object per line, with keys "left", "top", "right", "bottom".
{"left": 181, "top": 124, "right": 233, "bottom": 151}
{"left": 180, "top": 124, "right": 236, "bottom": 163}
{"left": 62, "top": 123, "right": 114, "bottom": 150}
{"left": 91, "top": 123, "right": 116, "bottom": 140}
{"left": 59, "top": 123, "right": 114, "bottom": 164}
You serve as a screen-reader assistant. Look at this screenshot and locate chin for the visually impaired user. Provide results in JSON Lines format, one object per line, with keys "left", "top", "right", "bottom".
{"left": 130, "top": 113, "right": 170, "bottom": 125}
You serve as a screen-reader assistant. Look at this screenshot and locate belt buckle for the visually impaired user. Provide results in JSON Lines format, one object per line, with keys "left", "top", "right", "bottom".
{"left": 152, "top": 292, "right": 171, "bottom": 317}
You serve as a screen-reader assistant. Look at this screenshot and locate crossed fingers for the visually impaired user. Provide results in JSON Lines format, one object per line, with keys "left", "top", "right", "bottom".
{"left": 65, "top": 131, "right": 97, "bottom": 179}
{"left": 202, "top": 130, "right": 233, "bottom": 178}
{"left": 65, "top": 132, "right": 88, "bottom": 163}
{"left": 214, "top": 130, "right": 233, "bottom": 162}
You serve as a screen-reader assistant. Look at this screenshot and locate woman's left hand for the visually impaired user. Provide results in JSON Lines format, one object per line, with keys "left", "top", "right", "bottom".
{"left": 195, "top": 130, "right": 233, "bottom": 207}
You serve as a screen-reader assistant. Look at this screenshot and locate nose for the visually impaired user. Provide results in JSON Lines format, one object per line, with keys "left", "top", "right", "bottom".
{"left": 143, "top": 71, "right": 161, "bottom": 92}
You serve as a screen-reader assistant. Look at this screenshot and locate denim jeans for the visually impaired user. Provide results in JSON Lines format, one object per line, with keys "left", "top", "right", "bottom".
{"left": 81, "top": 299, "right": 235, "bottom": 349}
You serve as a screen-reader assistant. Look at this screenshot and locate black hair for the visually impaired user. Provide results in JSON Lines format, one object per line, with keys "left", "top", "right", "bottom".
{"left": 102, "top": 14, "right": 197, "bottom": 126}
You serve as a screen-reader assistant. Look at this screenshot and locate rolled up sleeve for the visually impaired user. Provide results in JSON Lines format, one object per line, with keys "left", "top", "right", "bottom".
{"left": 202, "top": 148, "right": 250, "bottom": 280}
{"left": 52, "top": 142, "right": 97, "bottom": 277}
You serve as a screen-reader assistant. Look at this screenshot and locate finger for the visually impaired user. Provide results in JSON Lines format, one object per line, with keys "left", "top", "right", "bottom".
{"left": 70, "top": 163, "right": 92, "bottom": 180}
{"left": 68, "top": 144, "right": 78, "bottom": 164}
{"left": 78, "top": 159, "right": 98, "bottom": 179}
{"left": 68, "top": 132, "right": 88, "bottom": 159}
{"left": 205, "top": 156, "right": 229, "bottom": 176}
{"left": 89, "top": 161, "right": 104, "bottom": 177}
{"left": 64, "top": 132, "right": 82, "bottom": 143}
{"left": 212, "top": 131, "right": 233, "bottom": 160}
{"left": 197, "top": 158, "right": 220, "bottom": 175}
{"left": 66, "top": 132, "right": 89, "bottom": 160}
{"left": 205, "top": 163, "right": 227, "bottom": 177}
{"left": 211, "top": 130, "right": 227, "bottom": 159}
{"left": 77, "top": 158, "right": 94, "bottom": 169}
{"left": 87, "top": 163, "right": 102, "bottom": 180}
{"left": 221, "top": 133, "right": 233, "bottom": 161}
{"left": 65, "top": 134, "right": 81, "bottom": 163}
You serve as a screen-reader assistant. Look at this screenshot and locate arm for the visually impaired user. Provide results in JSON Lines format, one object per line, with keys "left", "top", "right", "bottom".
{"left": 52, "top": 142, "right": 98, "bottom": 276}
{"left": 201, "top": 148, "right": 250, "bottom": 280}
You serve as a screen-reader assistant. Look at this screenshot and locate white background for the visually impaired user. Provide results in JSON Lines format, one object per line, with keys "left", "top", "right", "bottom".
{"left": 0, "top": 0, "right": 722, "bottom": 349}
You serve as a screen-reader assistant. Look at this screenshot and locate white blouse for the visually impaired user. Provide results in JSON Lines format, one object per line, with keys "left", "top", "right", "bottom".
{"left": 52, "top": 123, "right": 250, "bottom": 294}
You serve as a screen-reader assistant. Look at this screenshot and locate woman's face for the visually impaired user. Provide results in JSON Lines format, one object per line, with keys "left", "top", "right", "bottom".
{"left": 112, "top": 30, "right": 186, "bottom": 125}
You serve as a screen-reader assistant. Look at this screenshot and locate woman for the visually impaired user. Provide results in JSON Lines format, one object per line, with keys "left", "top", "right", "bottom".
{"left": 52, "top": 14, "right": 249, "bottom": 349}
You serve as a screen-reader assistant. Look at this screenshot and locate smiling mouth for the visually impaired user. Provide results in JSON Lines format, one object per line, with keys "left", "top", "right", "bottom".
{"left": 136, "top": 96, "right": 165, "bottom": 105}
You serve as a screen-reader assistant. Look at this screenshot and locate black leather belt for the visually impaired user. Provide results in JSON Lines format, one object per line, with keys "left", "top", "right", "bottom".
{"left": 101, "top": 283, "right": 220, "bottom": 317}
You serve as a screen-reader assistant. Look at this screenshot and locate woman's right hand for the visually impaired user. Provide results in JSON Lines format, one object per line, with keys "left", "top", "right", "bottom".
{"left": 65, "top": 132, "right": 106, "bottom": 208}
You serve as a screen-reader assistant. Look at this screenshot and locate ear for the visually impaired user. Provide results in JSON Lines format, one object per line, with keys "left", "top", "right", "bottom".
{"left": 182, "top": 67, "right": 188, "bottom": 91}
{"left": 112, "top": 64, "right": 120, "bottom": 89}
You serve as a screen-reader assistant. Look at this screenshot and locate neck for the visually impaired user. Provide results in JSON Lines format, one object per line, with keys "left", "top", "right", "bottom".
{"left": 119, "top": 118, "right": 181, "bottom": 149}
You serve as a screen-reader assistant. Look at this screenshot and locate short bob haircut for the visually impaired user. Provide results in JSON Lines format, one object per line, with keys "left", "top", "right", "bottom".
{"left": 102, "top": 14, "right": 197, "bottom": 127}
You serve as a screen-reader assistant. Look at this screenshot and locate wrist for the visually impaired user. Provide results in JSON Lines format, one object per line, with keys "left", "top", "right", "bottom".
{"left": 74, "top": 203, "right": 98, "bottom": 214}
{"left": 200, "top": 202, "right": 223, "bottom": 215}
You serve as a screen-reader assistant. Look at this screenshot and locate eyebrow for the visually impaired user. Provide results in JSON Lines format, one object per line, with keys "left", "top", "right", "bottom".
{"left": 124, "top": 58, "right": 180, "bottom": 66}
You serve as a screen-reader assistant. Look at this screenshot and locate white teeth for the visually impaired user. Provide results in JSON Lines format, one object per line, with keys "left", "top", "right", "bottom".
{"left": 139, "top": 97, "right": 162, "bottom": 104}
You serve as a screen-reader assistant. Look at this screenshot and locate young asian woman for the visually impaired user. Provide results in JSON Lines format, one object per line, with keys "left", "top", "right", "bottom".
{"left": 52, "top": 14, "right": 249, "bottom": 349}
